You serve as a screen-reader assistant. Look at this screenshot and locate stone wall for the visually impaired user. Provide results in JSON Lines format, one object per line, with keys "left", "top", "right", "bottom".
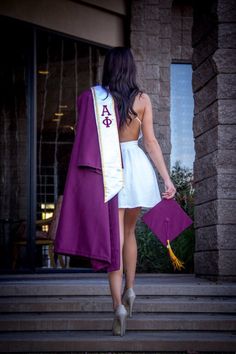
{"left": 130, "top": 0, "right": 193, "bottom": 184}
{"left": 130, "top": 0, "right": 173, "bottom": 175}
{"left": 192, "top": 0, "right": 236, "bottom": 280}
{"left": 171, "top": 0, "right": 193, "bottom": 61}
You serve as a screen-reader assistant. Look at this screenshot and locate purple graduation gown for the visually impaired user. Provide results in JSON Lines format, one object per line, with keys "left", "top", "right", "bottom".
{"left": 54, "top": 88, "right": 120, "bottom": 272}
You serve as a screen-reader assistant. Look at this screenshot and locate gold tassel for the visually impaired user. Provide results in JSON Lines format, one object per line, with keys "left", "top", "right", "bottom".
{"left": 167, "top": 239, "right": 185, "bottom": 271}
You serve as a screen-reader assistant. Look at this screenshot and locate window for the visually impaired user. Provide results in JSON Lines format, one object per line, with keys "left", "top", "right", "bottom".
{"left": 170, "top": 64, "right": 194, "bottom": 170}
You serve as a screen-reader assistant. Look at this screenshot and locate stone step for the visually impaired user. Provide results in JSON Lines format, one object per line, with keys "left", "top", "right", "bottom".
{"left": 1, "top": 281, "right": 236, "bottom": 296}
{"left": 0, "top": 295, "right": 235, "bottom": 313}
{"left": 1, "top": 274, "right": 236, "bottom": 296}
{"left": 1, "top": 312, "right": 235, "bottom": 332}
{"left": 0, "top": 330, "right": 235, "bottom": 352}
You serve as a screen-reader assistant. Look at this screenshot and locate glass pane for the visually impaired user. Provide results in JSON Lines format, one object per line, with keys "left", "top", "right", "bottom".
{"left": 0, "top": 18, "right": 30, "bottom": 271}
{"left": 170, "top": 64, "right": 194, "bottom": 169}
{"left": 36, "top": 30, "right": 107, "bottom": 269}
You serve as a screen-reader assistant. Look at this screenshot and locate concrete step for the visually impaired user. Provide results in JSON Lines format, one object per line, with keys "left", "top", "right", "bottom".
{"left": 0, "top": 295, "right": 235, "bottom": 313}
{"left": 0, "top": 330, "right": 235, "bottom": 352}
{"left": 1, "top": 312, "right": 236, "bottom": 332}
{"left": 1, "top": 274, "right": 236, "bottom": 297}
{"left": 1, "top": 280, "right": 236, "bottom": 297}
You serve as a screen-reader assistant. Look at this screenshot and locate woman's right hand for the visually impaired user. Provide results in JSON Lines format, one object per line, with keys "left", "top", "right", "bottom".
{"left": 162, "top": 179, "right": 176, "bottom": 199}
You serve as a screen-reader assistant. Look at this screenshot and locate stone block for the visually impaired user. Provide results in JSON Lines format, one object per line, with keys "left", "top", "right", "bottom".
{"left": 137, "top": 76, "right": 146, "bottom": 91}
{"left": 144, "top": 5, "right": 160, "bottom": 20}
{"left": 195, "top": 174, "right": 236, "bottom": 205}
{"left": 156, "top": 109, "right": 169, "bottom": 125}
{"left": 152, "top": 108, "right": 159, "bottom": 124}
{"left": 194, "top": 126, "right": 217, "bottom": 159}
{"left": 160, "top": 67, "right": 170, "bottom": 81}
{"left": 145, "top": 20, "right": 161, "bottom": 35}
{"left": 171, "top": 15, "right": 182, "bottom": 32}
{"left": 194, "top": 175, "right": 218, "bottom": 205}
{"left": 217, "top": 174, "right": 236, "bottom": 199}
{"left": 146, "top": 79, "right": 160, "bottom": 94}
{"left": 193, "top": 100, "right": 236, "bottom": 138}
{"left": 193, "top": 101, "right": 218, "bottom": 138}
{"left": 158, "top": 96, "right": 170, "bottom": 110}
{"left": 197, "top": 122, "right": 236, "bottom": 155}
{"left": 195, "top": 199, "right": 236, "bottom": 228}
{"left": 159, "top": 38, "right": 171, "bottom": 53}
{"left": 146, "top": 50, "right": 160, "bottom": 65}
{"left": 159, "top": 81, "right": 170, "bottom": 97}
{"left": 159, "top": 23, "right": 171, "bottom": 38}
{"left": 218, "top": 23, "right": 236, "bottom": 49}
{"left": 145, "top": 64, "right": 159, "bottom": 79}
{"left": 218, "top": 74, "right": 236, "bottom": 100}
{"left": 182, "top": 17, "right": 193, "bottom": 31}
{"left": 218, "top": 251, "right": 236, "bottom": 275}
{"left": 195, "top": 249, "right": 236, "bottom": 276}
{"left": 218, "top": 124, "right": 236, "bottom": 150}
{"left": 146, "top": 35, "right": 160, "bottom": 50}
{"left": 194, "top": 200, "right": 217, "bottom": 228}
{"left": 171, "top": 45, "right": 181, "bottom": 60}
{"left": 182, "top": 30, "right": 192, "bottom": 48}
{"left": 192, "top": 29, "right": 218, "bottom": 70}
{"left": 213, "top": 49, "right": 236, "bottom": 73}
{"left": 133, "top": 45, "right": 146, "bottom": 62}
{"left": 218, "top": 99, "right": 236, "bottom": 124}
{"left": 194, "top": 150, "right": 236, "bottom": 182}
{"left": 195, "top": 225, "right": 236, "bottom": 252}
{"left": 152, "top": 53, "right": 170, "bottom": 67}
{"left": 130, "top": 31, "right": 146, "bottom": 49}
{"left": 149, "top": 94, "right": 160, "bottom": 109}
{"left": 136, "top": 62, "right": 146, "bottom": 78}
{"left": 193, "top": 76, "right": 217, "bottom": 114}
{"left": 217, "top": 0, "right": 236, "bottom": 22}
{"left": 153, "top": 108, "right": 170, "bottom": 127}
{"left": 194, "top": 250, "right": 219, "bottom": 276}
{"left": 159, "top": 8, "right": 171, "bottom": 23}
{"left": 180, "top": 46, "right": 193, "bottom": 61}
{"left": 192, "top": 58, "right": 217, "bottom": 93}
{"left": 131, "top": 14, "right": 146, "bottom": 31}
{"left": 171, "top": 28, "right": 181, "bottom": 46}
{"left": 159, "top": 0, "right": 172, "bottom": 9}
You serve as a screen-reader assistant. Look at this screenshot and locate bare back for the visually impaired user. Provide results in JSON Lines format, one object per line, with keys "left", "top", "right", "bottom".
{"left": 119, "top": 93, "right": 145, "bottom": 142}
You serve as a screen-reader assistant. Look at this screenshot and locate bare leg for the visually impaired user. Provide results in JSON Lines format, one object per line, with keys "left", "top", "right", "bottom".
{"left": 123, "top": 207, "right": 141, "bottom": 291}
{"left": 108, "top": 208, "right": 125, "bottom": 310}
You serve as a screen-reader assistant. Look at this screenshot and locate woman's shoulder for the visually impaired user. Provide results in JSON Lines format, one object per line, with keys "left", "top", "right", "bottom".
{"left": 134, "top": 92, "right": 152, "bottom": 109}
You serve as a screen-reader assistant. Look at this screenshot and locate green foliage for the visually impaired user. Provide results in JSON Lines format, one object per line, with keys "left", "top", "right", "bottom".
{"left": 136, "top": 161, "right": 195, "bottom": 273}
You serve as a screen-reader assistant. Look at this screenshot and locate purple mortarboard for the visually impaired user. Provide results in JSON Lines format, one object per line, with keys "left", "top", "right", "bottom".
{"left": 142, "top": 198, "right": 193, "bottom": 270}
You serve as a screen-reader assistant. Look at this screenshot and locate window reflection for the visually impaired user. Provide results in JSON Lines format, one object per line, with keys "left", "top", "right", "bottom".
{"left": 170, "top": 64, "right": 194, "bottom": 170}
{"left": 37, "top": 31, "right": 107, "bottom": 268}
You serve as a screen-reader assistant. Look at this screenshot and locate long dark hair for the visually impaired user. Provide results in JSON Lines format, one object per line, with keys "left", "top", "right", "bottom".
{"left": 102, "top": 47, "right": 141, "bottom": 126}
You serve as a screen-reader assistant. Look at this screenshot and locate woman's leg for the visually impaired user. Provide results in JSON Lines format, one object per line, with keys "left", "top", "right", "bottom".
{"left": 123, "top": 207, "right": 141, "bottom": 291}
{"left": 108, "top": 208, "right": 125, "bottom": 310}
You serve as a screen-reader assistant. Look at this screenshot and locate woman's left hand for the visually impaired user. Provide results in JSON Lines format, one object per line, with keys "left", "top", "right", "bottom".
{"left": 162, "top": 179, "right": 176, "bottom": 199}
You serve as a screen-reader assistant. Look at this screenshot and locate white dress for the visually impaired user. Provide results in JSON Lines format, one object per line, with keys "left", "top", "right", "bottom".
{"left": 118, "top": 120, "right": 161, "bottom": 209}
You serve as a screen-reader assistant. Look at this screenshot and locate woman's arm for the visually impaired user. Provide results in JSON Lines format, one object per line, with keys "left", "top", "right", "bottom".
{"left": 141, "top": 94, "right": 176, "bottom": 199}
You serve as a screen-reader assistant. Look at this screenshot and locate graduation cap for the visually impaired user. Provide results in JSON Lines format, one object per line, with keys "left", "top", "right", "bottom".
{"left": 142, "top": 198, "right": 193, "bottom": 271}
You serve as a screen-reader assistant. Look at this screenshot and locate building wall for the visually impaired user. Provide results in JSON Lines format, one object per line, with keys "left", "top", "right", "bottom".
{"left": 192, "top": 0, "right": 236, "bottom": 280}
{"left": 130, "top": 0, "right": 193, "bottom": 183}
{"left": 0, "top": 0, "right": 127, "bottom": 47}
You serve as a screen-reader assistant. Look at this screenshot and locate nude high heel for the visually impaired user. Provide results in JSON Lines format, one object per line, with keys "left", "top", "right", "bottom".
{"left": 122, "top": 288, "right": 136, "bottom": 318}
{"left": 112, "top": 304, "right": 127, "bottom": 336}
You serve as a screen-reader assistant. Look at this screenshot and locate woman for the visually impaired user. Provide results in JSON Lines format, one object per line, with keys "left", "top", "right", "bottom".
{"left": 102, "top": 47, "right": 176, "bottom": 336}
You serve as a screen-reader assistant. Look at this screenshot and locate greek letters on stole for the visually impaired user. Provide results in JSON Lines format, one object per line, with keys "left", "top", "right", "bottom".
{"left": 91, "top": 85, "right": 124, "bottom": 203}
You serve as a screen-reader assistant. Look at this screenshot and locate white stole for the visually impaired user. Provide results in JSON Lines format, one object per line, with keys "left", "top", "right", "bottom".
{"left": 91, "top": 85, "right": 124, "bottom": 203}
